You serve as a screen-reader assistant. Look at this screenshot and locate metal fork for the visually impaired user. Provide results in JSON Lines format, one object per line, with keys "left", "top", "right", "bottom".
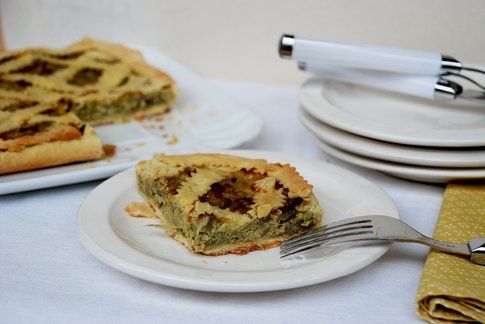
{"left": 280, "top": 215, "right": 485, "bottom": 265}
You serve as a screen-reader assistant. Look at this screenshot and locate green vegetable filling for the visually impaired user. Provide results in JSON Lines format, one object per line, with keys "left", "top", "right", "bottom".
{"left": 70, "top": 89, "right": 175, "bottom": 122}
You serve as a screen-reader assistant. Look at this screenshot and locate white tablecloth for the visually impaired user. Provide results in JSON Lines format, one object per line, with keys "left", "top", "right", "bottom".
{"left": 0, "top": 79, "right": 444, "bottom": 324}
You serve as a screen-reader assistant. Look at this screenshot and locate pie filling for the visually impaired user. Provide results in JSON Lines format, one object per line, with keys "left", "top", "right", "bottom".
{"left": 195, "top": 209, "right": 317, "bottom": 249}
{"left": 69, "top": 89, "right": 175, "bottom": 123}
{"left": 137, "top": 166, "right": 321, "bottom": 254}
{"left": 199, "top": 170, "right": 265, "bottom": 213}
{"left": 68, "top": 67, "right": 103, "bottom": 86}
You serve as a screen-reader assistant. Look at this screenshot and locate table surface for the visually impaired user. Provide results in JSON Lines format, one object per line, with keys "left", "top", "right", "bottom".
{"left": 0, "top": 79, "right": 444, "bottom": 324}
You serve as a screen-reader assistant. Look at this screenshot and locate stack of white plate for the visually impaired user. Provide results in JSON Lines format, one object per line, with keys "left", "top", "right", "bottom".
{"left": 299, "top": 78, "right": 485, "bottom": 183}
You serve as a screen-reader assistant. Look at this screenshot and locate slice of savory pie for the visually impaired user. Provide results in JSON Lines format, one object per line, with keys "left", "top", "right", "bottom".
{"left": 0, "top": 39, "right": 177, "bottom": 174}
{"left": 0, "top": 100, "right": 102, "bottom": 175}
{"left": 132, "top": 153, "right": 323, "bottom": 255}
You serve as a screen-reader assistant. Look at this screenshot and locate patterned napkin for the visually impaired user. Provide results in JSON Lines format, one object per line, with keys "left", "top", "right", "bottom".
{"left": 417, "top": 183, "right": 485, "bottom": 323}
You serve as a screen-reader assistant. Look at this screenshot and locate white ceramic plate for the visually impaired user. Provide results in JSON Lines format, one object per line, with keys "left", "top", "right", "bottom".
{"left": 299, "top": 108, "right": 485, "bottom": 168}
{"left": 77, "top": 150, "right": 399, "bottom": 293}
{"left": 300, "top": 78, "right": 485, "bottom": 147}
{"left": 317, "top": 141, "right": 485, "bottom": 183}
{"left": 0, "top": 45, "right": 262, "bottom": 195}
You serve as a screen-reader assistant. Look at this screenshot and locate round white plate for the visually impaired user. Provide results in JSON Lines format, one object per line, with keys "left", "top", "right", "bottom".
{"left": 299, "top": 108, "right": 485, "bottom": 168}
{"left": 77, "top": 150, "right": 399, "bottom": 292}
{"left": 317, "top": 141, "right": 485, "bottom": 183}
{"left": 300, "top": 78, "right": 485, "bottom": 147}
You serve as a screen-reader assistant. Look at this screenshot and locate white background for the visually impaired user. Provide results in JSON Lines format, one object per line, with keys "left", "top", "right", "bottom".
{"left": 2, "top": 0, "right": 484, "bottom": 84}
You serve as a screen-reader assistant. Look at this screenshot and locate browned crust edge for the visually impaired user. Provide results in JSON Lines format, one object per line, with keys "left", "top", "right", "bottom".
{"left": 170, "top": 231, "right": 288, "bottom": 256}
{"left": 0, "top": 126, "right": 102, "bottom": 175}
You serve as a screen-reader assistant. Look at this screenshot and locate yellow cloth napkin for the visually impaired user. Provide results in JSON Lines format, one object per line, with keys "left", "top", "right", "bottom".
{"left": 417, "top": 183, "right": 485, "bottom": 323}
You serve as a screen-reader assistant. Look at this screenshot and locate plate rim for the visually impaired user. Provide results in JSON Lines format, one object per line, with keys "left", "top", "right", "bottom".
{"left": 77, "top": 149, "right": 400, "bottom": 292}
{"left": 300, "top": 78, "right": 485, "bottom": 147}
{"left": 316, "top": 140, "right": 485, "bottom": 183}
{"left": 299, "top": 107, "right": 485, "bottom": 168}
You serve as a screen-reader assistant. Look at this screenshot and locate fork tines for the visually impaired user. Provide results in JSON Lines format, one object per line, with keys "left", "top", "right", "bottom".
{"left": 280, "top": 216, "right": 380, "bottom": 258}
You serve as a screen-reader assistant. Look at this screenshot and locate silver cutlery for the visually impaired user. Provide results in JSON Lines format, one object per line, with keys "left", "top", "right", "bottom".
{"left": 279, "top": 34, "right": 485, "bottom": 103}
{"left": 280, "top": 215, "right": 485, "bottom": 265}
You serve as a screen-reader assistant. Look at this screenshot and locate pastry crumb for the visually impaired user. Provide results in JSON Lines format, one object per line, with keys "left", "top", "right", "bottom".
{"left": 166, "top": 134, "right": 179, "bottom": 145}
{"left": 161, "top": 133, "right": 169, "bottom": 138}
{"left": 134, "top": 115, "right": 147, "bottom": 121}
{"left": 201, "top": 260, "right": 208, "bottom": 264}
{"left": 147, "top": 114, "right": 165, "bottom": 122}
{"left": 124, "top": 202, "right": 158, "bottom": 219}
{"left": 102, "top": 144, "right": 117, "bottom": 157}
{"left": 135, "top": 142, "right": 145, "bottom": 147}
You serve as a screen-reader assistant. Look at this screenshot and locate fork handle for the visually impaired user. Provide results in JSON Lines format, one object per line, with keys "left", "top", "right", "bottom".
{"left": 395, "top": 236, "right": 471, "bottom": 256}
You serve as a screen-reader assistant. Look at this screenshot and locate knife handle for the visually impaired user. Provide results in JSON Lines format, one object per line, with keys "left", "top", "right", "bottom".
{"left": 280, "top": 35, "right": 461, "bottom": 75}
{"left": 299, "top": 62, "right": 461, "bottom": 100}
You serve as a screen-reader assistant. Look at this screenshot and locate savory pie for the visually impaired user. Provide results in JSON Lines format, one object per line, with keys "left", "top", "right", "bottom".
{"left": 0, "top": 39, "right": 176, "bottom": 174}
{"left": 131, "top": 153, "right": 323, "bottom": 255}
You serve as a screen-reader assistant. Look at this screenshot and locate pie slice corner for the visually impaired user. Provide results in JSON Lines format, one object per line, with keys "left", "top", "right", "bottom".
{"left": 132, "top": 153, "right": 323, "bottom": 256}
{"left": 0, "top": 104, "right": 103, "bottom": 175}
